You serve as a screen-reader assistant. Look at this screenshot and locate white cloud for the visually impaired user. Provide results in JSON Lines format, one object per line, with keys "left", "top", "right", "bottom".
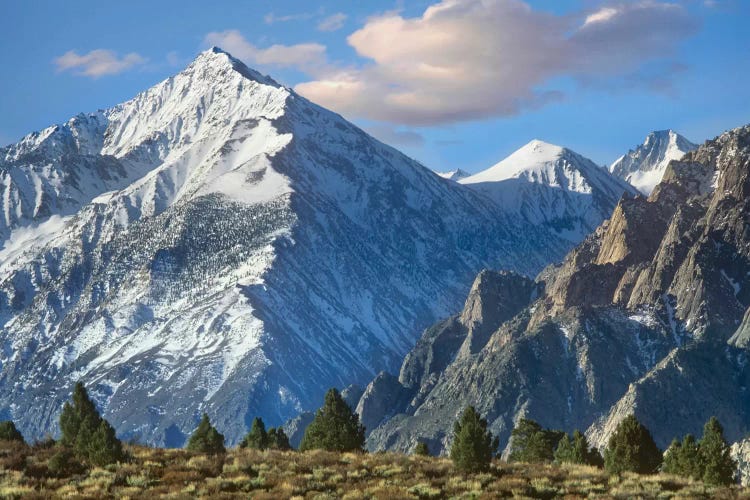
{"left": 294, "top": 0, "right": 698, "bottom": 126}
{"left": 204, "top": 30, "right": 326, "bottom": 72}
{"left": 264, "top": 12, "right": 313, "bottom": 24}
{"left": 54, "top": 49, "right": 146, "bottom": 78}
{"left": 317, "top": 13, "right": 347, "bottom": 32}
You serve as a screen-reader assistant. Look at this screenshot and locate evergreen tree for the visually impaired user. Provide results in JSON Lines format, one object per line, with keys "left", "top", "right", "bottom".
{"left": 508, "top": 418, "right": 564, "bottom": 463}
{"left": 554, "top": 430, "right": 602, "bottom": 467}
{"left": 299, "top": 388, "right": 365, "bottom": 452}
{"left": 0, "top": 421, "right": 24, "bottom": 443}
{"left": 699, "top": 417, "right": 736, "bottom": 486}
{"left": 663, "top": 434, "right": 701, "bottom": 479}
{"left": 414, "top": 441, "right": 430, "bottom": 456}
{"left": 240, "top": 417, "right": 269, "bottom": 450}
{"left": 186, "top": 413, "right": 225, "bottom": 454}
{"left": 604, "top": 415, "right": 661, "bottom": 475}
{"left": 58, "top": 382, "right": 124, "bottom": 465}
{"left": 449, "top": 406, "right": 499, "bottom": 473}
{"left": 267, "top": 427, "right": 291, "bottom": 450}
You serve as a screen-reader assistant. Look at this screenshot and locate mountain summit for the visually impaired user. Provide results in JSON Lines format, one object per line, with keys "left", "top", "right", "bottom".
{"left": 0, "top": 49, "right": 570, "bottom": 445}
{"left": 460, "top": 140, "right": 636, "bottom": 242}
{"left": 610, "top": 130, "right": 697, "bottom": 194}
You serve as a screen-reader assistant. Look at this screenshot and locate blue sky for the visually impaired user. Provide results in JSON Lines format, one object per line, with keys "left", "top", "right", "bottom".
{"left": 1, "top": 0, "right": 748, "bottom": 172}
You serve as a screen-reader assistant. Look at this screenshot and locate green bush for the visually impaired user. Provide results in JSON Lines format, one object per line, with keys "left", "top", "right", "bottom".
{"left": 186, "top": 413, "right": 225, "bottom": 454}
{"left": 450, "top": 406, "right": 499, "bottom": 473}
{"left": 300, "top": 388, "right": 365, "bottom": 452}
{"left": 663, "top": 434, "right": 702, "bottom": 479}
{"left": 58, "top": 382, "right": 124, "bottom": 465}
{"left": 267, "top": 427, "right": 291, "bottom": 450}
{"left": 604, "top": 415, "right": 661, "bottom": 475}
{"left": 508, "top": 418, "right": 564, "bottom": 464}
{"left": 0, "top": 421, "right": 25, "bottom": 444}
{"left": 48, "top": 448, "right": 86, "bottom": 478}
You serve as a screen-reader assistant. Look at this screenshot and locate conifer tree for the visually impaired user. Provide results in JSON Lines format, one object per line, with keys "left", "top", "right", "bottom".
{"left": 415, "top": 441, "right": 430, "bottom": 456}
{"left": 299, "top": 388, "right": 365, "bottom": 452}
{"left": 58, "top": 382, "right": 123, "bottom": 465}
{"left": 604, "top": 415, "right": 661, "bottom": 474}
{"left": 508, "top": 418, "right": 564, "bottom": 463}
{"left": 186, "top": 413, "right": 225, "bottom": 454}
{"left": 699, "top": 417, "right": 736, "bottom": 486}
{"left": 0, "top": 421, "right": 24, "bottom": 443}
{"left": 240, "top": 417, "right": 269, "bottom": 450}
{"left": 554, "top": 430, "right": 602, "bottom": 466}
{"left": 450, "top": 406, "right": 499, "bottom": 473}
{"left": 267, "top": 427, "right": 291, "bottom": 450}
{"left": 663, "top": 434, "right": 701, "bottom": 479}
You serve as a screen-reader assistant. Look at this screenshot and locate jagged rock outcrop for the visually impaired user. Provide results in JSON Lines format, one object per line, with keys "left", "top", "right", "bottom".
{"left": 361, "top": 124, "right": 750, "bottom": 458}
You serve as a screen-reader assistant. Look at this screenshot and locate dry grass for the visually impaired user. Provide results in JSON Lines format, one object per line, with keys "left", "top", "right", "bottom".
{"left": 0, "top": 440, "right": 744, "bottom": 498}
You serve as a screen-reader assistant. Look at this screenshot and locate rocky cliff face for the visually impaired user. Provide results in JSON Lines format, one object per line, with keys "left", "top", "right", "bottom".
{"left": 358, "top": 124, "right": 750, "bottom": 457}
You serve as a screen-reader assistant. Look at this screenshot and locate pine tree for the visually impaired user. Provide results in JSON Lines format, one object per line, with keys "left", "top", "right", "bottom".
{"left": 699, "top": 417, "right": 736, "bottom": 486}
{"left": 186, "top": 413, "right": 225, "bottom": 454}
{"left": 267, "top": 427, "right": 291, "bottom": 450}
{"left": 240, "top": 417, "right": 269, "bottom": 450}
{"left": 0, "top": 421, "right": 24, "bottom": 443}
{"left": 663, "top": 434, "right": 701, "bottom": 479}
{"left": 604, "top": 415, "right": 661, "bottom": 475}
{"left": 414, "top": 441, "right": 430, "bottom": 456}
{"left": 554, "top": 430, "right": 602, "bottom": 466}
{"left": 299, "top": 388, "right": 365, "bottom": 452}
{"left": 508, "top": 418, "right": 564, "bottom": 463}
{"left": 449, "top": 406, "right": 499, "bottom": 473}
{"left": 58, "top": 382, "right": 124, "bottom": 465}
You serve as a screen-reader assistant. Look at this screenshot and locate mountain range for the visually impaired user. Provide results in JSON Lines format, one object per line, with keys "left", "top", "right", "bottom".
{"left": 0, "top": 48, "right": 632, "bottom": 446}
{"left": 354, "top": 124, "right": 750, "bottom": 467}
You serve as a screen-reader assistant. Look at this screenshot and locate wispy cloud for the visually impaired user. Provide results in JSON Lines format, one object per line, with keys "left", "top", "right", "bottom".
{"left": 365, "top": 124, "right": 424, "bottom": 147}
{"left": 294, "top": 0, "right": 699, "bottom": 126}
{"left": 204, "top": 30, "right": 326, "bottom": 72}
{"left": 317, "top": 13, "right": 347, "bottom": 32}
{"left": 54, "top": 49, "right": 147, "bottom": 78}
{"left": 264, "top": 12, "right": 313, "bottom": 24}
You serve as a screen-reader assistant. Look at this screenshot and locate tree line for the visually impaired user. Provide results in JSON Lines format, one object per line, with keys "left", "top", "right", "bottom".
{"left": 0, "top": 384, "right": 739, "bottom": 486}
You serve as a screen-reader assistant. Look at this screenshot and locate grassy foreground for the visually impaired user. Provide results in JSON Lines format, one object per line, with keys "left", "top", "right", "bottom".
{"left": 0, "top": 441, "right": 745, "bottom": 499}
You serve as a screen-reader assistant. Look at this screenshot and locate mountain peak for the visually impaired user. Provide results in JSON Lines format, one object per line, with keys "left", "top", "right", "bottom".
{"left": 187, "top": 47, "right": 281, "bottom": 88}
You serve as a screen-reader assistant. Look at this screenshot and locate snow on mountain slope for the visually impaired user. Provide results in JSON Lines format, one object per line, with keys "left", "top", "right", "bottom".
{"left": 460, "top": 140, "right": 637, "bottom": 242}
{"left": 610, "top": 130, "right": 697, "bottom": 194}
{"left": 0, "top": 48, "right": 569, "bottom": 446}
{"left": 435, "top": 169, "right": 470, "bottom": 181}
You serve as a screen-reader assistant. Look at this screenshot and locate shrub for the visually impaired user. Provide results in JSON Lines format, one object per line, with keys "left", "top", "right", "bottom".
{"left": 604, "top": 415, "right": 661, "bottom": 475}
{"left": 450, "top": 406, "right": 499, "bottom": 473}
{"left": 699, "top": 416, "right": 736, "bottom": 486}
{"left": 240, "top": 417, "right": 268, "bottom": 450}
{"left": 508, "top": 418, "right": 564, "bottom": 464}
{"left": 58, "top": 382, "right": 124, "bottom": 465}
{"left": 48, "top": 448, "right": 86, "bottom": 477}
{"left": 663, "top": 434, "right": 701, "bottom": 479}
{"left": 186, "top": 413, "right": 225, "bottom": 454}
{"left": 554, "top": 430, "right": 603, "bottom": 467}
{"left": 414, "top": 442, "right": 430, "bottom": 456}
{"left": 300, "top": 389, "right": 365, "bottom": 452}
{"left": 0, "top": 421, "right": 24, "bottom": 444}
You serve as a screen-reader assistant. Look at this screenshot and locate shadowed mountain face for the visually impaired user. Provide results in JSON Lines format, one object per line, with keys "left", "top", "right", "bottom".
{"left": 358, "top": 124, "right": 750, "bottom": 458}
{"left": 0, "top": 48, "right": 578, "bottom": 446}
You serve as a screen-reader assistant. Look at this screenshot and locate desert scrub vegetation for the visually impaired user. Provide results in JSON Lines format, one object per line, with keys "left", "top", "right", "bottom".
{"left": 0, "top": 442, "right": 744, "bottom": 499}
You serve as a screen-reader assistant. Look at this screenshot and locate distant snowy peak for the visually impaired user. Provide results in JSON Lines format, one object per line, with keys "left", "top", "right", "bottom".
{"left": 435, "top": 169, "right": 470, "bottom": 181}
{"left": 610, "top": 130, "right": 697, "bottom": 194}
{"left": 460, "top": 139, "right": 636, "bottom": 242}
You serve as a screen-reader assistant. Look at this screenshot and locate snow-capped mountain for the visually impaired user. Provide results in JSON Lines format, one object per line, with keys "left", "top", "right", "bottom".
{"left": 460, "top": 140, "right": 637, "bottom": 242}
{"left": 435, "top": 169, "right": 470, "bottom": 181}
{"left": 0, "top": 48, "right": 570, "bottom": 446}
{"left": 610, "top": 130, "right": 697, "bottom": 194}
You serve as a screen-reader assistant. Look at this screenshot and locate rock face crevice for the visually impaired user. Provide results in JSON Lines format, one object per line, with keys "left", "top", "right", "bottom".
{"left": 359, "top": 124, "right": 750, "bottom": 458}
